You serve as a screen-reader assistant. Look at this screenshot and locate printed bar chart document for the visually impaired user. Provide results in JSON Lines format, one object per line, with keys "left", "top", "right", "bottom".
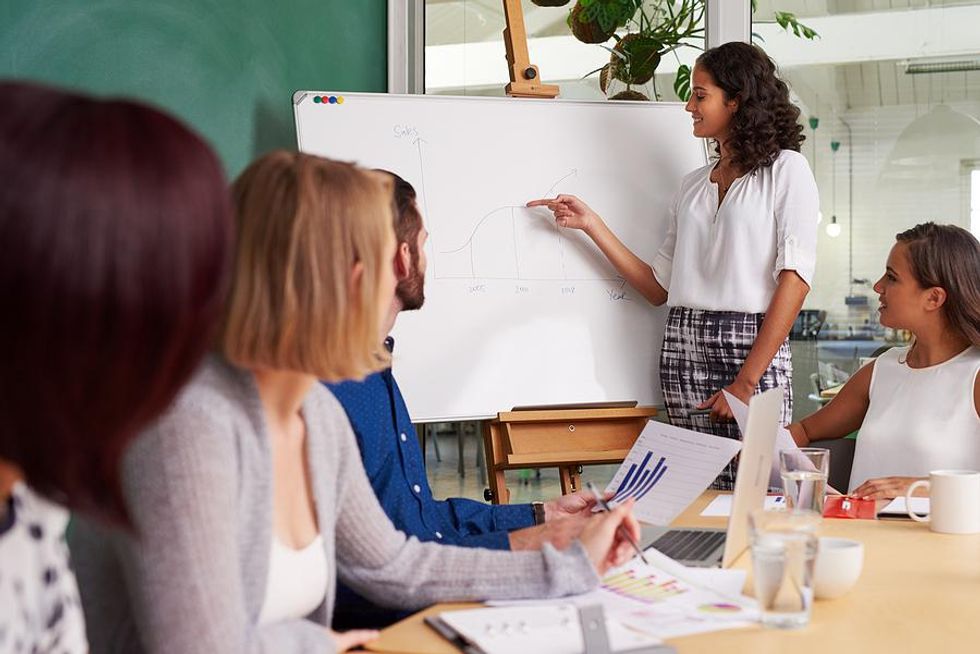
{"left": 604, "top": 421, "right": 742, "bottom": 525}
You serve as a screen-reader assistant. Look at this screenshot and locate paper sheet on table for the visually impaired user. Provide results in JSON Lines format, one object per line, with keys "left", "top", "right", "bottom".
{"left": 700, "top": 493, "right": 786, "bottom": 517}
{"left": 680, "top": 567, "right": 749, "bottom": 598}
{"left": 436, "top": 604, "right": 663, "bottom": 654}
{"left": 722, "top": 390, "right": 799, "bottom": 488}
{"left": 488, "top": 548, "right": 758, "bottom": 640}
{"left": 879, "top": 496, "right": 930, "bottom": 516}
{"left": 603, "top": 420, "right": 742, "bottom": 525}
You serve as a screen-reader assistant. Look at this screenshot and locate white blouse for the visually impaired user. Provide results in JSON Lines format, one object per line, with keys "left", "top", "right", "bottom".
{"left": 257, "top": 535, "right": 329, "bottom": 626}
{"left": 651, "top": 149, "right": 819, "bottom": 313}
{"left": 848, "top": 345, "right": 980, "bottom": 492}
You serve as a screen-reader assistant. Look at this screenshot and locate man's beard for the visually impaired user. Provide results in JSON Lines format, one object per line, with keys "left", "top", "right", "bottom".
{"left": 396, "top": 264, "right": 425, "bottom": 311}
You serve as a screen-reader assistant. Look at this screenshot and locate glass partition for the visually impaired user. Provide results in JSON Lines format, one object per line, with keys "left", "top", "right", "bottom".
{"left": 422, "top": 1, "right": 980, "bottom": 417}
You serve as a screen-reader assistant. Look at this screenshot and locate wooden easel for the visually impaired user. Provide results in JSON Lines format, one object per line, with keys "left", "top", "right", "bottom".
{"left": 481, "top": 8, "right": 650, "bottom": 503}
{"left": 502, "top": 0, "right": 560, "bottom": 98}
{"left": 482, "top": 405, "right": 657, "bottom": 503}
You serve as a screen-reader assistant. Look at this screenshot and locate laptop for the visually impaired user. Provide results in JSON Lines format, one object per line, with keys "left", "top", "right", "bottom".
{"left": 637, "top": 387, "right": 783, "bottom": 568}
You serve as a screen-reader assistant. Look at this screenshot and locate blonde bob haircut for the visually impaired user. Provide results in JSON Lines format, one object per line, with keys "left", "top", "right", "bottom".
{"left": 223, "top": 151, "right": 393, "bottom": 381}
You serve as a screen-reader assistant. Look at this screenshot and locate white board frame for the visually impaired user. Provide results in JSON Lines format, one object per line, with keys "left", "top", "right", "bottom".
{"left": 294, "top": 91, "right": 708, "bottom": 421}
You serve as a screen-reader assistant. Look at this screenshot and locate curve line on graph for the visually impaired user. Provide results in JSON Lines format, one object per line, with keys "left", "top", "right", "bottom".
{"left": 438, "top": 169, "right": 578, "bottom": 255}
{"left": 439, "top": 205, "right": 524, "bottom": 254}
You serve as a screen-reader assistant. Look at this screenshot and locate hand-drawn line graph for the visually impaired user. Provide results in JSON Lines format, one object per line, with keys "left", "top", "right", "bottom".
{"left": 412, "top": 135, "right": 622, "bottom": 283}
{"left": 611, "top": 452, "right": 668, "bottom": 503}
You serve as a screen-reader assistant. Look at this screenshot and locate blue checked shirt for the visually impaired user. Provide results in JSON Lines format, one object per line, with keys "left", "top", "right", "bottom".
{"left": 326, "top": 339, "right": 535, "bottom": 550}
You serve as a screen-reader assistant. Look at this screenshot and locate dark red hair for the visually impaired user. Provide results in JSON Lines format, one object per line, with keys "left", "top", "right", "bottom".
{"left": 0, "top": 82, "right": 233, "bottom": 524}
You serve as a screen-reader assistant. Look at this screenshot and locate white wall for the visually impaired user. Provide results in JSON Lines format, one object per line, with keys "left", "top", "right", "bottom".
{"left": 802, "top": 98, "right": 980, "bottom": 331}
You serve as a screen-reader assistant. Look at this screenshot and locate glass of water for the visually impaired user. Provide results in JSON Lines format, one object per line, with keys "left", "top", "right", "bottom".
{"left": 780, "top": 448, "right": 829, "bottom": 513}
{"left": 748, "top": 509, "right": 820, "bottom": 629}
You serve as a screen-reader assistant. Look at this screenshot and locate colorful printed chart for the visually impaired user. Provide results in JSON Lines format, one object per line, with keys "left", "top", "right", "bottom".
{"left": 490, "top": 550, "right": 759, "bottom": 641}
{"left": 698, "top": 603, "right": 744, "bottom": 614}
{"left": 602, "top": 568, "right": 688, "bottom": 604}
{"left": 591, "top": 553, "right": 758, "bottom": 639}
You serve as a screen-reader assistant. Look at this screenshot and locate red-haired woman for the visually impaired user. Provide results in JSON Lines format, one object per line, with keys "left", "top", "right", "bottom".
{"left": 530, "top": 42, "right": 818, "bottom": 489}
{"left": 0, "top": 82, "right": 232, "bottom": 652}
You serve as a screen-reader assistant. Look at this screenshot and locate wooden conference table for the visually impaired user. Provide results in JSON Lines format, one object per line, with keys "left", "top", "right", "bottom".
{"left": 368, "top": 491, "right": 980, "bottom": 654}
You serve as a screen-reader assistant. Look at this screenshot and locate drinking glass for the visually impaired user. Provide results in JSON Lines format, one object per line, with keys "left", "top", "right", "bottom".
{"left": 748, "top": 509, "right": 820, "bottom": 629}
{"left": 780, "top": 448, "right": 829, "bottom": 513}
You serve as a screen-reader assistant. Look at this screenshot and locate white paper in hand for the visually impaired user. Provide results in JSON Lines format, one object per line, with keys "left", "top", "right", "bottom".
{"left": 604, "top": 421, "right": 742, "bottom": 525}
{"left": 722, "top": 390, "right": 798, "bottom": 488}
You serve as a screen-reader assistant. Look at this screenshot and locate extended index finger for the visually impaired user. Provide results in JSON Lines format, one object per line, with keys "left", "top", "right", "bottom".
{"left": 526, "top": 198, "right": 557, "bottom": 208}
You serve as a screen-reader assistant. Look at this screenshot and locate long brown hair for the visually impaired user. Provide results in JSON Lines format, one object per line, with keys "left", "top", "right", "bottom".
{"left": 896, "top": 222, "right": 980, "bottom": 347}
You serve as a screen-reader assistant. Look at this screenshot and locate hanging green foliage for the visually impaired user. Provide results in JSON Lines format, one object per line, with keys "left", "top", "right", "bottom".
{"left": 574, "top": 0, "right": 643, "bottom": 33}
{"left": 540, "top": 1, "right": 820, "bottom": 101}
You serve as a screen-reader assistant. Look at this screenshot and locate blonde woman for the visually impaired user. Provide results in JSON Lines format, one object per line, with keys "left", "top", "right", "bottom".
{"left": 69, "top": 152, "right": 640, "bottom": 654}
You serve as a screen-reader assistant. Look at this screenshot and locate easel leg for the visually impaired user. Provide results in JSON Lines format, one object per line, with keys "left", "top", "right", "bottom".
{"left": 482, "top": 421, "right": 509, "bottom": 504}
{"left": 456, "top": 421, "right": 465, "bottom": 478}
{"left": 559, "top": 466, "right": 582, "bottom": 495}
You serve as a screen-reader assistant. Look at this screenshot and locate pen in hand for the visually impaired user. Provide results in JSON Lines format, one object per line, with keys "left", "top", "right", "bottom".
{"left": 586, "top": 481, "right": 650, "bottom": 565}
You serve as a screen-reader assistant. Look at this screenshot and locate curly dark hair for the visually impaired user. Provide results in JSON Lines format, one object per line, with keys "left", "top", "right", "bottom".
{"left": 696, "top": 42, "right": 805, "bottom": 171}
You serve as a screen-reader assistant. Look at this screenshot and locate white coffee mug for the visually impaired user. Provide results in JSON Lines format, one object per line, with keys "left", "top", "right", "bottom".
{"left": 906, "top": 470, "right": 980, "bottom": 535}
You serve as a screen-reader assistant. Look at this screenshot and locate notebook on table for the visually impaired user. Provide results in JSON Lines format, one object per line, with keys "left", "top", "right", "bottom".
{"left": 426, "top": 604, "right": 673, "bottom": 654}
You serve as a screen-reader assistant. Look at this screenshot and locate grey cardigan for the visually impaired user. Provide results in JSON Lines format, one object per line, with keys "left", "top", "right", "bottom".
{"left": 69, "top": 357, "right": 597, "bottom": 653}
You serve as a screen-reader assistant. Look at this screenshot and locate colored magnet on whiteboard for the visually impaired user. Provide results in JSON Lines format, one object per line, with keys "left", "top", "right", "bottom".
{"left": 328, "top": 96, "right": 337, "bottom": 104}
{"left": 313, "top": 96, "right": 321, "bottom": 103}
{"left": 336, "top": 96, "right": 344, "bottom": 104}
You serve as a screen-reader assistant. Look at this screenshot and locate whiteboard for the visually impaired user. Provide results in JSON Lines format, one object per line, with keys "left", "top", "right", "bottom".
{"left": 294, "top": 92, "right": 706, "bottom": 421}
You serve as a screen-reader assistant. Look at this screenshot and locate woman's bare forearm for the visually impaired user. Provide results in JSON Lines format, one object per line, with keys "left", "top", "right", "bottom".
{"left": 736, "top": 271, "right": 808, "bottom": 388}
{"left": 790, "top": 363, "right": 873, "bottom": 445}
{"left": 584, "top": 218, "right": 667, "bottom": 306}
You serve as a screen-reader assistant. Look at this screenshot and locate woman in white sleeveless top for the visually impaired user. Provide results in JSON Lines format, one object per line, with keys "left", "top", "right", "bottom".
{"left": 788, "top": 223, "right": 980, "bottom": 498}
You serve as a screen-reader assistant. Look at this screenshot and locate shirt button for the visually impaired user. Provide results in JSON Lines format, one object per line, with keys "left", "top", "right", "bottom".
{"left": 413, "top": 484, "right": 421, "bottom": 494}
{"left": 400, "top": 432, "right": 408, "bottom": 442}
{"left": 435, "top": 532, "right": 443, "bottom": 539}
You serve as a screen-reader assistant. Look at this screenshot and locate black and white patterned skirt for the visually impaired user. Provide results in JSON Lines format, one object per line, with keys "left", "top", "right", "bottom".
{"left": 659, "top": 306, "right": 793, "bottom": 490}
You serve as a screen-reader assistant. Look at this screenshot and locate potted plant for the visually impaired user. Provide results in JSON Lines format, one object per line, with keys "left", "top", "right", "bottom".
{"left": 559, "top": 0, "right": 818, "bottom": 101}
{"left": 566, "top": 0, "right": 641, "bottom": 44}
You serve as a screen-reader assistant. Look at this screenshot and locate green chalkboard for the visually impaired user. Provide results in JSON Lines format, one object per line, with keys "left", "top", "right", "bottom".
{"left": 0, "top": 1, "right": 387, "bottom": 176}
